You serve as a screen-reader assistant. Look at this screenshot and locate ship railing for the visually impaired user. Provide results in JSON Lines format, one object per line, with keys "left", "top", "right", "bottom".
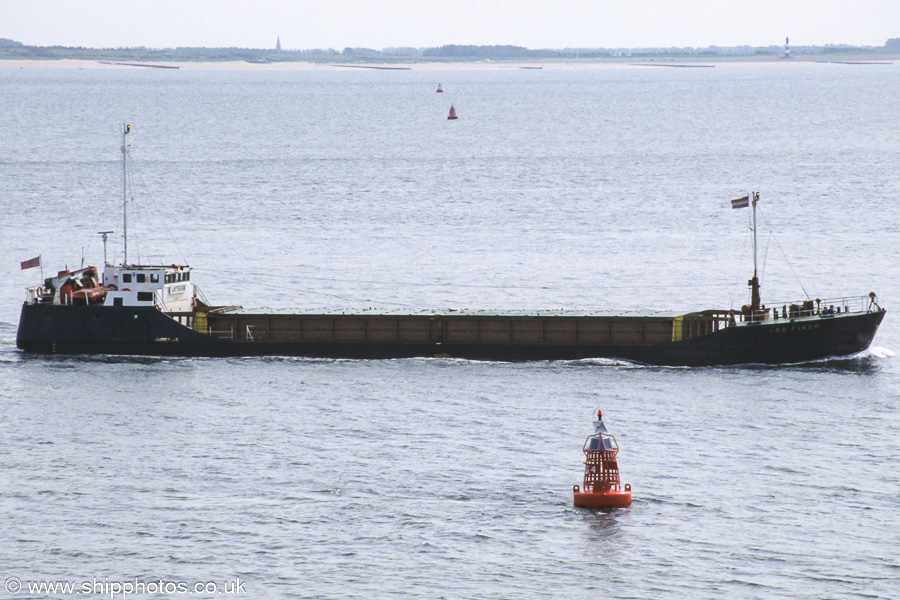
{"left": 738, "top": 294, "right": 878, "bottom": 323}
{"left": 165, "top": 311, "right": 195, "bottom": 328}
{"left": 244, "top": 325, "right": 266, "bottom": 341}
{"left": 208, "top": 327, "right": 234, "bottom": 340}
{"left": 679, "top": 310, "right": 735, "bottom": 338}
{"left": 25, "top": 286, "right": 63, "bottom": 305}
{"left": 678, "top": 294, "right": 878, "bottom": 339}
{"left": 203, "top": 325, "right": 262, "bottom": 342}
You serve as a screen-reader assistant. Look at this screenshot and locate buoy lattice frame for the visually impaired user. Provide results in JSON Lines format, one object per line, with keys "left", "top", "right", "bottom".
{"left": 581, "top": 433, "right": 623, "bottom": 492}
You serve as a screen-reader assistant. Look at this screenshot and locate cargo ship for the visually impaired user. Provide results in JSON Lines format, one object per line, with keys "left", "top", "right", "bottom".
{"left": 15, "top": 127, "right": 885, "bottom": 366}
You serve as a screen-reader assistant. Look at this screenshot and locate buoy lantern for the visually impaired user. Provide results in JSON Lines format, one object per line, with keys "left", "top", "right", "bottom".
{"left": 573, "top": 409, "right": 632, "bottom": 508}
{"left": 447, "top": 104, "right": 458, "bottom": 120}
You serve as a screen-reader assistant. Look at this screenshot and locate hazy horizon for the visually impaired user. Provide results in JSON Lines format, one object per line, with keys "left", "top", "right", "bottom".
{"left": 4, "top": 1, "right": 897, "bottom": 51}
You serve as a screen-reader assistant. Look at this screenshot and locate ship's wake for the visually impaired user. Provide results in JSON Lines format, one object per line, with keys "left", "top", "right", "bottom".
{"left": 863, "top": 346, "right": 895, "bottom": 359}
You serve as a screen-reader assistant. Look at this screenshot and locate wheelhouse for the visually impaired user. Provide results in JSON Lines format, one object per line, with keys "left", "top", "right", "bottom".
{"left": 102, "top": 264, "right": 194, "bottom": 311}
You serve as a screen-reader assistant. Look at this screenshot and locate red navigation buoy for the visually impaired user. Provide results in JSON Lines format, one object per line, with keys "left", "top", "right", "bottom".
{"left": 437, "top": 83, "right": 443, "bottom": 93}
{"left": 573, "top": 409, "right": 632, "bottom": 508}
{"left": 447, "top": 104, "right": 458, "bottom": 120}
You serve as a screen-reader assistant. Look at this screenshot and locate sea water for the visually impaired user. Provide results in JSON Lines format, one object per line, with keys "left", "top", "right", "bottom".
{"left": 1, "top": 63, "right": 898, "bottom": 599}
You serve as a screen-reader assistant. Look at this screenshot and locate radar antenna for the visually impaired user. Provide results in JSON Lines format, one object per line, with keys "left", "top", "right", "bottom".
{"left": 98, "top": 231, "right": 114, "bottom": 265}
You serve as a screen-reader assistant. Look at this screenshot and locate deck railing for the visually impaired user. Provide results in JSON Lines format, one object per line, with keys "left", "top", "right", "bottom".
{"left": 676, "top": 295, "right": 879, "bottom": 340}
{"left": 739, "top": 294, "right": 878, "bottom": 324}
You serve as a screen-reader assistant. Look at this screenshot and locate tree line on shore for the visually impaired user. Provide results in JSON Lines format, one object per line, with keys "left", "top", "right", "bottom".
{"left": 2, "top": 38, "right": 898, "bottom": 62}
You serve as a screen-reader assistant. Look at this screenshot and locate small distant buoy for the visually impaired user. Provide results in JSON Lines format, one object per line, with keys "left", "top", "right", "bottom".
{"left": 573, "top": 409, "right": 632, "bottom": 508}
{"left": 436, "top": 83, "right": 443, "bottom": 93}
{"left": 447, "top": 104, "right": 458, "bottom": 120}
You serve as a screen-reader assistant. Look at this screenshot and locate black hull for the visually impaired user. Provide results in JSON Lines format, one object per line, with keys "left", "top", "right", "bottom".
{"left": 16, "top": 303, "right": 885, "bottom": 366}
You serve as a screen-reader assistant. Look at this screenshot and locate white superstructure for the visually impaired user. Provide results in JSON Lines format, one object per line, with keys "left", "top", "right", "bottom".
{"left": 102, "top": 264, "right": 194, "bottom": 311}
{"left": 23, "top": 125, "right": 198, "bottom": 315}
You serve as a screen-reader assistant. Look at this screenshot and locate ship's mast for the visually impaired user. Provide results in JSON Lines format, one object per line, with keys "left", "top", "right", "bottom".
{"left": 121, "top": 124, "right": 130, "bottom": 265}
{"left": 749, "top": 191, "right": 761, "bottom": 312}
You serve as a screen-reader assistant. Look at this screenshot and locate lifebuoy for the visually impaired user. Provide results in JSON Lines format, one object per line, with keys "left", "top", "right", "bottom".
{"left": 121, "top": 288, "right": 131, "bottom": 292}
{"left": 35, "top": 286, "right": 43, "bottom": 297}
{"left": 107, "top": 284, "right": 117, "bottom": 291}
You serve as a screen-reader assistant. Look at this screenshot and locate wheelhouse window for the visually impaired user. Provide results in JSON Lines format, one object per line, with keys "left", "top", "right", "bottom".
{"left": 150, "top": 274, "right": 159, "bottom": 283}
{"left": 136, "top": 274, "right": 146, "bottom": 283}
{"left": 122, "top": 273, "right": 132, "bottom": 283}
{"left": 137, "top": 292, "right": 153, "bottom": 302}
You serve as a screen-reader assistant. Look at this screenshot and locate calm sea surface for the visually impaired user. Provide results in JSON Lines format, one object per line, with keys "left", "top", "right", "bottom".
{"left": 1, "top": 63, "right": 899, "bottom": 599}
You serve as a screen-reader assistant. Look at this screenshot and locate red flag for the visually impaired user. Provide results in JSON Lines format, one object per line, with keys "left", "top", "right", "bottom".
{"left": 20, "top": 255, "right": 41, "bottom": 270}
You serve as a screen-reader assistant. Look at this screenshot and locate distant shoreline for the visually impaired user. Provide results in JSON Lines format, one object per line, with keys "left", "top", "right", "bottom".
{"left": 1, "top": 55, "right": 896, "bottom": 70}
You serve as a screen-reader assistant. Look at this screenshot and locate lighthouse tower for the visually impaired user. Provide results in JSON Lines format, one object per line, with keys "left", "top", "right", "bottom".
{"left": 783, "top": 36, "right": 790, "bottom": 59}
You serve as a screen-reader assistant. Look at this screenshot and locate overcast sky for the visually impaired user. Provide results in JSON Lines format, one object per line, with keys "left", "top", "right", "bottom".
{"left": 4, "top": 0, "right": 897, "bottom": 50}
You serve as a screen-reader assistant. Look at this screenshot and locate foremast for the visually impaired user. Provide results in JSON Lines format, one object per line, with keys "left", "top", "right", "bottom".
{"left": 748, "top": 191, "right": 761, "bottom": 313}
